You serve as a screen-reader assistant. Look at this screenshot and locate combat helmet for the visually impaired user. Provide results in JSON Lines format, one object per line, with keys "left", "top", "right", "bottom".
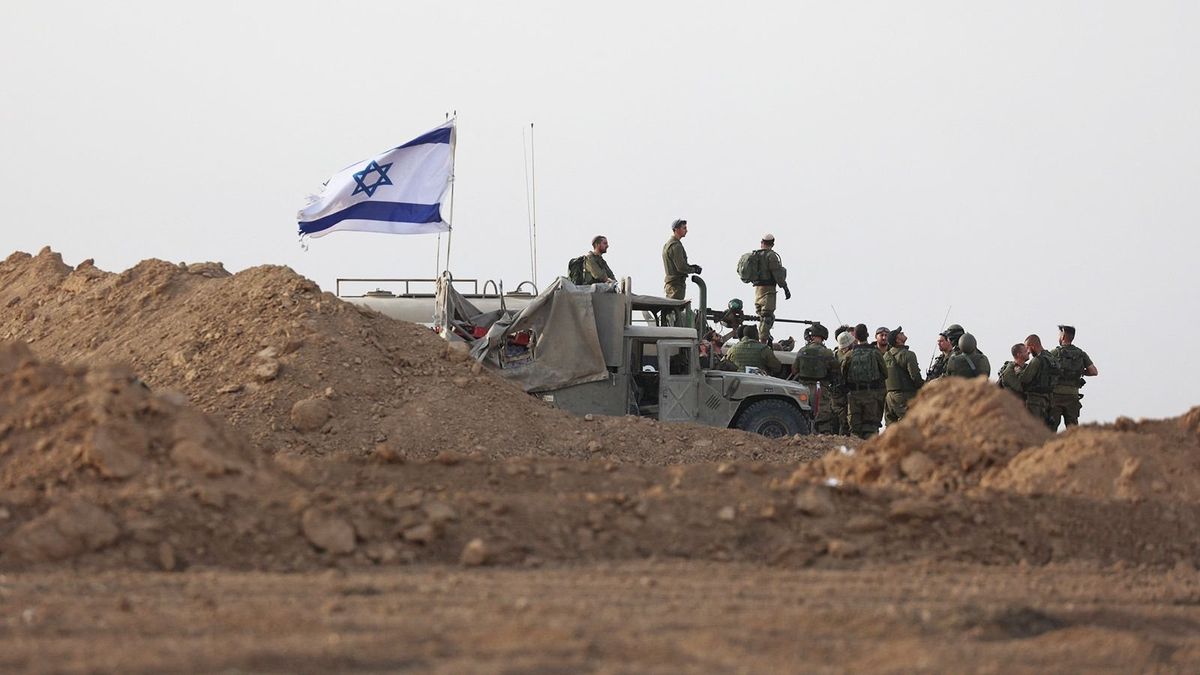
{"left": 942, "top": 323, "right": 965, "bottom": 344}
{"left": 727, "top": 298, "right": 743, "bottom": 311}
{"left": 958, "top": 332, "right": 978, "bottom": 354}
{"left": 804, "top": 322, "right": 829, "bottom": 341}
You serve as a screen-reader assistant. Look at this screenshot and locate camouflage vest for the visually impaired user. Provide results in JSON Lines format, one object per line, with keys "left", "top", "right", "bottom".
{"left": 846, "top": 345, "right": 882, "bottom": 385}
{"left": 726, "top": 341, "right": 771, "bottom": 370}
{"left": 793, "top": 342, "right": 831, "bottom": 380}
{"left": 884, "top": 347, "right": 917, "bottom": 392}
{"left": 1027, "top": 351, "right": 1059, "bottom": 395}
{"left": 1052, "top": 344, "right": 1087, "bottom": 386}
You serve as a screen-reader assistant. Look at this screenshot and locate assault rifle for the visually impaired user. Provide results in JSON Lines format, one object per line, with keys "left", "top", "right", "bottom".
{"left": 703, "top": 309, "right": 819, "bottom": 326}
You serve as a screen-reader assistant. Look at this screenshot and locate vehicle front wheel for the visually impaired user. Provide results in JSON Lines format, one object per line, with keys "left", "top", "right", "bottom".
{"left": 735, "top": 399, "right": 811, "bottom": 438}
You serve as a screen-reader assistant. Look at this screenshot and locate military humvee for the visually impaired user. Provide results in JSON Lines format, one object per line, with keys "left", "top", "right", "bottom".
{"left": 434, "top": 273, "right": 813, "bottom": 437}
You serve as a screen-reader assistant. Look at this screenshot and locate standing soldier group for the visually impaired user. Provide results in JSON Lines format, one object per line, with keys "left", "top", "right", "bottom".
{"left": 572, "top": 220, "right": 1099, "bottom": 437}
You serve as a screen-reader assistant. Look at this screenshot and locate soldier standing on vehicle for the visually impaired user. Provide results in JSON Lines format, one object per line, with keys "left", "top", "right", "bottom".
{"left": 662, "top": 219, "right": 701, "bottom": 300}
{"left": 883, "top": 326, "right": 923, "bottom": 424}
{"left": 748, "top": 234, "right": 790, "bottom": 343}
{"left": 945, "top": 333, "right": 991, "bottom": 380}
{"left": 1049, "top": 324, "right": 1098, "bottom": 429}
{"left": 583, "top": 235, "right": 615, "bottom": 283}
{"left": 725, "top": 326, "right": 784, "bottom": 375}
{"left": 875, "top": 326, "right": 890, "bottom": 354}
{"left": 841, "top": 324, "right": 888, "bottom": 438}
{"left": 791, "top": 323, "right": 840, "bottom": 433}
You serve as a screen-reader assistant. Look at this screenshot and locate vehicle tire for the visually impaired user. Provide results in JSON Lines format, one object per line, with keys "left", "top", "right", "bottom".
{"left": 735, "top": 399, "right": 811, "bottom": 438}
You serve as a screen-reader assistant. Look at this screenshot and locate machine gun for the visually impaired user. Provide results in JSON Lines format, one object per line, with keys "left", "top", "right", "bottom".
{"left": 702, "top": 309, "right": 819, "bottom": 327}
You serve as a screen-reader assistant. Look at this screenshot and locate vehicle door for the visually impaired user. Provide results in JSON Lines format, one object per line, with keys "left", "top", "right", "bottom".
{"left": 657, "top": 340, "right": 699, "bottom": 422}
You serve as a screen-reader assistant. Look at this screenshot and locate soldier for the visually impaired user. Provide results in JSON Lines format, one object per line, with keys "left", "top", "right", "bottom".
{"left": 828, "top": 326, "right": 855, "bottom": 435}
{"left": 1016, "top": 334, "right": 1058, "bottom": 429}
{"left": 751, "top": 234, "right": 790, "bottom": 343}
{"left": 725, "top": 326, "right": 783, "bottom": 375}
{"left": 945, "top": 333, "right": 991, "bottom": 379}
{"left": 875, "top": 326, "right": 890, "bottom": 354}
{"left": 998, "top": 343, "right": 1029, "bottom": 398}
{"left": 883, "top": 326, "right": 924, "bottom": 424}
{"left": 1049, "top": 324, "right": 1098, "bottom": 429}
{"left": 840, "top": 323, "right": 888, "bottom": 438}
{"left": 791, "top": 323, "right": 840, "bottom": 433}
{"left": 582, "top": 235, "right": 615, "bottom": 284}
{"left": 662, "top": 219, "right": 701, "bottom": 301}
{"left": 926, "top": 324, "right": 962, "bottom": 381}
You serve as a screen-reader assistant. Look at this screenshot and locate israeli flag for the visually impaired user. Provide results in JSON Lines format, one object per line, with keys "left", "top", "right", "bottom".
{"left": 298, "top": 120, "right": 454, "bottom": 238}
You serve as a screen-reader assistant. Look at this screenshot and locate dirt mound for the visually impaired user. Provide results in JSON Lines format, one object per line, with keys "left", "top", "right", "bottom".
{"left": 985, "top": 410, "right": 1200, "bottom": 502}
{"left": 0, "top": 248, "right": 833, "bottom": 464}
{"left": 0, "top": 340, "right": 311, "bottom": 568}
{"left": 803, "top": 378, "right": 1053, "bottom": 492}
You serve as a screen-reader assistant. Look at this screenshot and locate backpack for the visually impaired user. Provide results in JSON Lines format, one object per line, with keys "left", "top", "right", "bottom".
{"left": 567, "top": 255, "right": 588, "bottom": 285}
{"left": 846, "top": 347, "right": 880, "bottom": 385}
{"left": 793, "top": 344, "right": 829, "bottom": 380}
{"left": 736, "top": 250, "right": 771, "bottom": 284}
{"left": 1029, "top": 351, "right": 1061, "bottom": 393}
{"left": 1053, "top": 345, "right": 1086, "bottom": 385}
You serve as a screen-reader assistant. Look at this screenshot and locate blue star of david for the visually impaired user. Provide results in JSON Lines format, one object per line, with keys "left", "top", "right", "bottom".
{"left": 352, "top": 160, "right": 393, "bottom": 198}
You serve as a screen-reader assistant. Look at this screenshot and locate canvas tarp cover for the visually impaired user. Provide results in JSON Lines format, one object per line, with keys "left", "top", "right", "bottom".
{"left": 444, "top": 277, "right": 613, "bottom": 393}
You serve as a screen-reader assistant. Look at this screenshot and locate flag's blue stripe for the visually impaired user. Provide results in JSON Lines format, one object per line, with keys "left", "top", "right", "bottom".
{"left": 397, "top": 126, "right": 452, "bottom": 150}
{"left": 298, "top": 201, "right": 443, "bottom": 234}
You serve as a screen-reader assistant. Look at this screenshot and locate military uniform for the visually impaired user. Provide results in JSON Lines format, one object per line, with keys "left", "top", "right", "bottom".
{"left": 828, "top": 344, "right": 853, "bottom": 435}
{"left": 883, "top": 345, "right": 924, "bottom": 424}
{"left": 753, "top": 250, "right": 787, "bottom": 342}
{"left": 841, "top": 343, "right": 888, "bottom": 438}
{"left": 725, "top": 340, "right": 783, "bottom": 375}
{"left": 926, "top": 352, "right": 950, "bottom": 381}
{"left": 582, "top": 252, "right": 614, "bottom": 284}
{"left": 662, "top": 236, "right": 691, "bottom": 300}
{"left": 792, "top": 341, "right": 839, "bottom": 433}
{"left": 1049, "top": 343, "right": 1093, "bottom": 428}
{"left": 1017, "top": 352, "right": 1056, "bottom": 428}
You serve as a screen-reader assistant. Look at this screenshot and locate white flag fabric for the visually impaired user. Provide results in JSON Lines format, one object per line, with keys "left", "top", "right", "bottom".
{"left": 298, "top": 120, "right": 454, "bottom": 238}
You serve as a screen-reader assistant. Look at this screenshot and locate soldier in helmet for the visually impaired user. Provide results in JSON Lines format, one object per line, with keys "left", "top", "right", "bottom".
{"left": 1048, "top": 324, "right": 1098, "bottom": 429}
{"left": 725, "top": 326, "right": 783, "bottom": 375}
{"left": 711, "top": 298, "right": 746, "bottom": 347}
{"left": 883, "top": 326, "right": 924, "bottom": 424}
{"left": 791, "top": 323, "right": 840, "bottom": 433}
{"left": 927, "top": 324, "right": 963, "bottom": 381}
{"left": 945, "top": 332, "right": 991, "bottom": 380}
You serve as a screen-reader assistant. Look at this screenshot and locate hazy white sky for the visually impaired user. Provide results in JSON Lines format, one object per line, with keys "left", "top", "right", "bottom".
{"left": 2, "top": 1, "right": 1197, "bottom": 423}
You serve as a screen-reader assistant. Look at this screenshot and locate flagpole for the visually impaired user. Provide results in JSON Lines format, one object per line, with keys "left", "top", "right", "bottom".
{"left": 529, "top": 122, "right": 538, "bottom": 288}
{"left": 444, "top": 112, "right": 458, "bottom": 274}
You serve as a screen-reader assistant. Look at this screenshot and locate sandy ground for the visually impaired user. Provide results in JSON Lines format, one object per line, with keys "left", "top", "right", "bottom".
{"left": 3, "top": 562, "right": 1199, "bottom": 674}
{"left": 3, "top": 249, "right": 1199, "bottom": 672}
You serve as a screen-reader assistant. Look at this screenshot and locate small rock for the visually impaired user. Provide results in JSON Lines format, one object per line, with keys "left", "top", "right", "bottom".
{"left": 423, "top": 501, "right": 458, "bottom": 524}
{"left": 5, "top": 499, "right": 119, "bottom": 563}
{"left": 717, "top": 505, "right": 736, "bottom": 522}
{"left": 469, "top": 362, "right": 482, "bottom": 375}
{"left": 403, "top": 523, "right": 438, "bottom": 544}
{"left": 252, "top": 360, "right": 280, "bottom": 382}
{"left": 452, "top": 376, "right": 470, "bottom": 387}
{"left": 301, "top": 508, "right": 356, "bottom": 554}
{"left": 435, "top": 450, "right": 464, "bottom": 466}
{"left": 826, "top": 538, "right": 861, "bottom": 559}
{"left": 84, "top": 425, "right": 146, "bottom": 479}
{"left": 256, "top": 347, "right": 279, "bottom": 360}
{"left": 373, "top": 444, "right": 404, "bottom": 464}
{"left": 844, "top": 514, "right": 886, "bottom": 533}
{"left": 794, "top": 486, "right": 836, "bottom": 517}
{"left": 460, "top": 538, "right": 489, "bottom": 566}
{"left": 217, "top": 383, "right": 243, "bottom": 394}
{"left": 0, "top": 507, "right": 10, "bottom": 520}
{"left": 586, "top": 440, "right": 604, "bottom": 453}
{"left": 291, "top": 398, "right": 333, "bottom": 432}
{"left": 716, "top": 463, "right": 737, "bottom": 476}
{"left": 584, "top": 414, "right": 595, "bottom": 422}
{"left": 900, "top": 451, "right": 936, "bottom": 482}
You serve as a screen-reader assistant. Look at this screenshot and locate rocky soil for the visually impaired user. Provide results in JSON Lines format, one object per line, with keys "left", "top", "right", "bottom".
{"left": 1, "top": 248, "right": 1198, "bottom": 672}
